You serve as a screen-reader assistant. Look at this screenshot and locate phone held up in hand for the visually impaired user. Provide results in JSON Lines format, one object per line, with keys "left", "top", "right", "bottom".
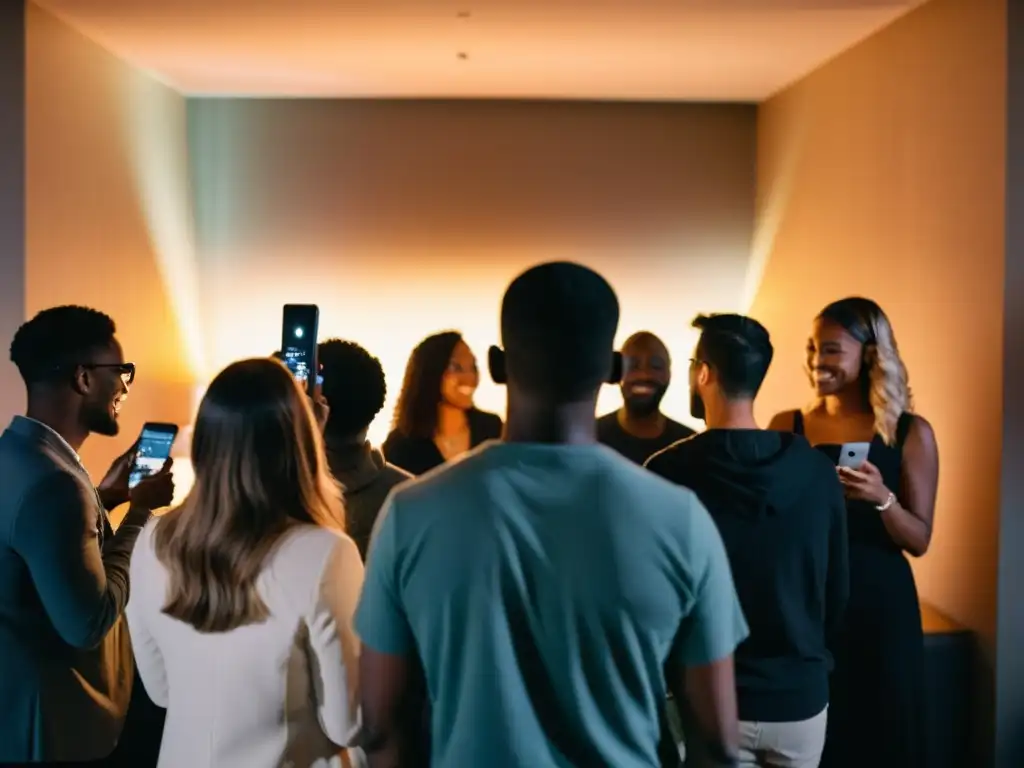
{"left": 280, "top": 304, "right": 321, "bottom": 396}
{"left": 128, "top": 422, "right": 179, "bottom": 489}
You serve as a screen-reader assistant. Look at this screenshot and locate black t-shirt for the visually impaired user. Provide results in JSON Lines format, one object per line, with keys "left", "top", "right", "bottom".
{"left": 595, "top": 411, "right": 695, "bottom": 466}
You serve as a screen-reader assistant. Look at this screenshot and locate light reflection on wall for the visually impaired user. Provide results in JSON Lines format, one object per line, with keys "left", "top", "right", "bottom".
{"left": 197, "top": 252, "right": 730, "bottom": 449}
{"left": 186, "top": 100, "right": 760, "bottom": 449}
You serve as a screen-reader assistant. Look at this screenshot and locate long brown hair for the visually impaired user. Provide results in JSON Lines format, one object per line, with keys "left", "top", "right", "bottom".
{"left": 391, "top": 330, "right": 463, "bottom": 439}
{"left": 153, "top": 357, "right": 344, "bottom": 633}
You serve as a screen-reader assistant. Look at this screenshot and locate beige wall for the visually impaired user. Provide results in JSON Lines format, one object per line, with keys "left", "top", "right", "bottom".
{"left": 749, "top": 0, "right": 1006, "bottom": 750}
{"left": 187, "top": 99, "right": 757, "bottom": 445}
{"left": 25, "top": 3, "right": 199, "bottom": 479}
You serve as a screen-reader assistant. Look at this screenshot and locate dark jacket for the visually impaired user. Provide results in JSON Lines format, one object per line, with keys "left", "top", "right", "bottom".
{"left": 0, "top": 416, "right": 148, "bottom": 762}
{"left": 646, "top": 429, "right": 849, "bottom": 722}
{"left": 325, "top": 438, "right": 411, "bottom": 560}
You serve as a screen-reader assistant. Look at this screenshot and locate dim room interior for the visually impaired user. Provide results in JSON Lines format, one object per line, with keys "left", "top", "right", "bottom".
{"left": 1, "top": 0, "right": 1022, "bottom": 764}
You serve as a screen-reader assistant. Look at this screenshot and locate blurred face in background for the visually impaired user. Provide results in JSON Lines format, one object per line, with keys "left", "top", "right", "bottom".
{"left": 620, "top": 333, "right": 671, "bottom": 418}
{"left": 440, "top": 340, "right": 479, "bottom": 411}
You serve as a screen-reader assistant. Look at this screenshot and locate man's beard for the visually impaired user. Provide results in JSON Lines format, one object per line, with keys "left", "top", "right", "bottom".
{"left": 84, "top": 401, "right": 119, "bottom": 437}
{"left": 623, "top": 384, "right": 667, "bottom": 418}
{"left": 690, "top": 390, "right": 706, "bottom": 422}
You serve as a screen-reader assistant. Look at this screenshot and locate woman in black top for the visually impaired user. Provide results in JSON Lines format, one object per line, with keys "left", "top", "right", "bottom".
{"left": 383, "top": 331, "right": 503, "bottom": 476}
{"left": 769, "top": 297, "right": 939, "bottom": 768}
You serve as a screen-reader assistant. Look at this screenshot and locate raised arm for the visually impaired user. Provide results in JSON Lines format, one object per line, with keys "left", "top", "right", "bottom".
{"left": 12, "top": 471, "right": 150, "bottom": 649}
{"left": 766, "top": 410, "right": 797, "bottom": 432}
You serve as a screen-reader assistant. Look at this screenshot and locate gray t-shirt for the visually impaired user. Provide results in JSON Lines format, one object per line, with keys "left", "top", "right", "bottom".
{"left": 355, "top": 441, "right": 748, "bottom": 767}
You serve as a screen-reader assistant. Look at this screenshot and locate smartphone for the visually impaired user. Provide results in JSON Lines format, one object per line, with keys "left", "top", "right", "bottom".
{"left": 280, "top": 304, "right": 320, "bottom": 395}
{"left": 837, "top": 442, "right": 871, "bottom": 470}
{"left": 128, "top": 422, "right": 179, "bottom": 489}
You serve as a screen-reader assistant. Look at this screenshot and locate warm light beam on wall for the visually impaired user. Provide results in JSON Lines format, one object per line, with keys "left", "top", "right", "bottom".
{"left": 124, "top": 74, "right": 208, "bottom": 382}
{"left": 741, "top": 106, "right": 805, "bottom": 315}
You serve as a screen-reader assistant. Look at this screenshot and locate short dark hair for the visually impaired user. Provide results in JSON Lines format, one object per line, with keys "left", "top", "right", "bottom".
{"left": 392, "top": 331, "right": 464, "bottom": 439}
{"left": 317, "top": 339, "right": 387, "bottom": 438}
{"left": 692, "top": 313, "right": 773, "bottom": 400}
{"left": 501, "top": 262, "right": 619, "bottom": 399}
{"left": 10, "top": 306, "right": 117, "bottom": 386}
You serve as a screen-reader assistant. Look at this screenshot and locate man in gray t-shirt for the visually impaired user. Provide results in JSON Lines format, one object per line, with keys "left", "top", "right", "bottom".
{"left": 356, "top": 262, "right": 748, "bottom": 767}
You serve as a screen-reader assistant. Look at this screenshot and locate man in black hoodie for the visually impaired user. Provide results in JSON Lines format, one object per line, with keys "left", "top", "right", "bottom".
{"left": 318, "top": 339, "right": 411, "bottom": 560}
{"left": 646, "top": 313, "right": 848, "bottom": 768}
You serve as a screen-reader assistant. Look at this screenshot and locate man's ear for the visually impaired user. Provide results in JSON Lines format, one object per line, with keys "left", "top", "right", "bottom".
{"left": 71, "top": 365, "right": 89, "bottom": 396}
{"left": 607, "top": 351, "right": 623, "bottom": 384}
{"left": 697, "top": 360, "right": 712, "bottom": 388}
{"left": 488, "top": 345, "right": 507, "bottom": 384}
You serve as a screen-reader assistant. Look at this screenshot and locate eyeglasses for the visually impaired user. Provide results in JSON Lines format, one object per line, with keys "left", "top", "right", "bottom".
{"left": 80, "top": 362, "right": 136, "bottom": 385}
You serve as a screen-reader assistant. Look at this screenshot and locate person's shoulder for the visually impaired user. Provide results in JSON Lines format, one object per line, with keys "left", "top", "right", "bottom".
{"left": 664, "top": 416, "right": 697, "bottom": 439}
{"left": 470, "top": 408, "right": 504, "bottom": 436}
{"left": 381, "top": 461, "right": 413, "bottom": 486}
{"left": 767, "top": 408, "right": 802, "bottom": 432}
{"left": 386, "top": 442, "right": 493, "bottom": 504}
{"left": 784, "top": 432, "right": 842, "bottom": 488}
{"left": 644, "top": 430, "right": 702, "bottom": 475}
{"left": 1, "top": 439, "right": 71, "bottom": 495}
{"left": 382, "top": 428, "right": 405, "bottom": 449}
{"left": 903, "top": 412, "right": 936, "bottom": 445}
{"left": 594, "top": 410, "right": 619, "bottom": 438}
{"left": 598, "top": 447, "right": 705, "bottom": 513}
{"left": 276, "top": 524, "right": 360, "bottom": 581}
{"left": 129, "top": 517, "right": 166, "bottom": 581}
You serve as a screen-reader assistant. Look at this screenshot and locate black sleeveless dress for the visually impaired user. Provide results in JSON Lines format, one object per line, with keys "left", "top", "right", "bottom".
{"left": 793, "top": 411, "right": 926, "bottom": 768}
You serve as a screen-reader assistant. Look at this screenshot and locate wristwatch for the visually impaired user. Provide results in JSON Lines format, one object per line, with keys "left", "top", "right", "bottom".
{"left": 876, "top": 491, "right": 896, "bottom": 512}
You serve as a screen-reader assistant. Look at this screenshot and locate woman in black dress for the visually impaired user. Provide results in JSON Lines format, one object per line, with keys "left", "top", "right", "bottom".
{"left": 769, "top": 297, "right": 939, "bottom": 768}
{"left": 383, "top": 330, "right": 503, "bottom": 476}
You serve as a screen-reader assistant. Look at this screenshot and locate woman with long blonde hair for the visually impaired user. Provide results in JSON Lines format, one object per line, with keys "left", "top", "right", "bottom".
{"left": 125, "top": 358, "right": 364, "bottom": 768}
{"left": 769, "top": 297, "right": 939, "bottom": 768}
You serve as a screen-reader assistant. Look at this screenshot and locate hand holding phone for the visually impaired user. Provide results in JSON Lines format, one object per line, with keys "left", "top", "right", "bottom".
{"left": 129, "top": 423, "right": 179, "bottom": 489}
{"left": 837, "top": 442, "right": 871, "bottom": 470}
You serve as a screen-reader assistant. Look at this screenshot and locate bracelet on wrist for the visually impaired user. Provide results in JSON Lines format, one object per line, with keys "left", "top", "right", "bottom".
{"left": 876, "top": 491, "right": 896, "bottom": 512}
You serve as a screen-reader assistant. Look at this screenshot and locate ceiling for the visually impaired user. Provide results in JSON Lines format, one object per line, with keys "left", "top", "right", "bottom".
{"left": 34, "top": 0, "right": 927, "bottom": 101}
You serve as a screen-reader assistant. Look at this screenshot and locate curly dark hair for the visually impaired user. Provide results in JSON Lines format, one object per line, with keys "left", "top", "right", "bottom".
{"left": 317, "top": 339, "right": 388, "bottom": 438}
{"left": 391, "top": 331, "right": 463, "bottom": 440}
{"left": 10, "top": 305, "right": 117, "bottom": 386}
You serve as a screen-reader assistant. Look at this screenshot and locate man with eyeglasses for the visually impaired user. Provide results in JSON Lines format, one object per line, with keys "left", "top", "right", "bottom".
{"left": 0, "top": 305, "right": 174, "bottom": 762}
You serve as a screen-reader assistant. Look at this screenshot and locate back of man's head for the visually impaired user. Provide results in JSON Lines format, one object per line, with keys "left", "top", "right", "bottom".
{"left": 501, "top": 262, "right": 619, "bottom": 400}
{"left": 692, "top": 313, "right": 773, "bottom": 400}
{"left": 10, "top": 305, "right": 116, "bottom": 389}
{"left": 318, "top": 339, "right": 387, "bottom": 438}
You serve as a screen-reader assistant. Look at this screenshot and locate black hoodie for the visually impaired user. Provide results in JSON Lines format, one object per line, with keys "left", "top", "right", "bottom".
{"left": 646, "top": 429, "right": 849, "bottom": 722}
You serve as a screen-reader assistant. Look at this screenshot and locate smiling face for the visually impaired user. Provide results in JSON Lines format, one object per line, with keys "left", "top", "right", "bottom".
{"left": 620, "top": 333, "right": 671, "bottom": 418}
{"left": 440, "top": 339, "right": 479, "bottom": 411}
{"left": 78, "top": 339, "right": 132, "bottom": 437}
{"left": 806, "top": 317, "right": 865, "bottom": 396}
